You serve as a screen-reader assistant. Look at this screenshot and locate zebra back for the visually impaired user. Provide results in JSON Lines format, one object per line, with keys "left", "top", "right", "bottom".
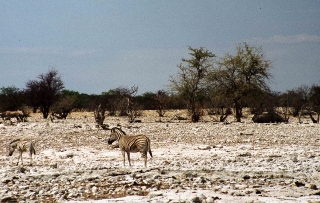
{"left": 16, "top": 141, "right": 30, "bottom": 153}
{"left": 9, "top": 139, "right": 36, "bottom": 155}
{"left": 9, "top": 138, "right": 21, "bottom": 145}
{"left": 112, "top": 127, "right": 151, "bottom": 153}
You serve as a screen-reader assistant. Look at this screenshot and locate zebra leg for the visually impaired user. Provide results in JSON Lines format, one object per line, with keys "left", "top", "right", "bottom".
{"left": 21, "top": 152, "right": 24, "bottom": 166}
{"left": 29, "top": 143, "right": 35, "bottom": 166}
{"left": 17, "top": 152, "right": 22, "bottom": 166}
{"left": 142, "top": 153, "right": 147, "bottom": 167}
{"left": 127, "top": 152, "right": 131, "bottom": 167}
{"left": 16, "top": 157, "right": 19, "bottom": 166}
{"left": 122, "top": 151, "right": 126, "bottom": 166}
{"left": 29, "top": 153, "right": 33, "bottom": 166}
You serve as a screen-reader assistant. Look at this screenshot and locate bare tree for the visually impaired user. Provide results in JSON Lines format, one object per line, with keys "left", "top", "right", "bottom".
{"left": 25, "top": 69, "right": 64, "bottom": 119}
{"left": 124, "top": 86, "right": 141, "bottom": 123}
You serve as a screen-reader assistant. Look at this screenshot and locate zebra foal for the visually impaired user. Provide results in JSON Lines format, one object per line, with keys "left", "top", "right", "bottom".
{"left": 107, "top": 127, "right": 153, "bottom": 167}
{"left": 8, "top": 138, "right": 36, "bottom": 166}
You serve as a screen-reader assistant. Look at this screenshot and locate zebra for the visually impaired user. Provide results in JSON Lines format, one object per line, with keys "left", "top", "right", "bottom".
{"left": 8, "top": 138, "right": 36, "bottom": 166}
{"left": 107, "top": 127, "right": 153, "bottom": 167}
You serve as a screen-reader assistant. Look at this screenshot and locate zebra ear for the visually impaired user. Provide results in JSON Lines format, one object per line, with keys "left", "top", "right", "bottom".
{"left": 117, "top": 123, "right": 122, "bottom": 129}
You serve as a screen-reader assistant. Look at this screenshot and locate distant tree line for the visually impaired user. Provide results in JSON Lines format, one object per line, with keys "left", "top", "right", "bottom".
{"left": 0, "top": 43, "right": 319, "bottom": 123}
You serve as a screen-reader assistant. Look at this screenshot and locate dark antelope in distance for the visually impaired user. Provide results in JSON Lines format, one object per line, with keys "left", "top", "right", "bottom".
{"left": 107, "top": 127, "right": 153, "bottom": 167}
{"left": 1, "top": 110, "right": 24, "bottom": 122}
{"left": 8, "top": 138, "right": 36, "bottom": 166}
{"left": 252, "top": 112, "right": 289, "bottom": 123}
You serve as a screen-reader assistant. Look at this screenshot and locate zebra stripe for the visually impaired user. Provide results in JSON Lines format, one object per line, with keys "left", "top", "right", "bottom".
{"left": 108, "top": 127, "right": 153, "bottom": 167}
{"left": 8, "top": 139, "right": 36, "bottom": 166}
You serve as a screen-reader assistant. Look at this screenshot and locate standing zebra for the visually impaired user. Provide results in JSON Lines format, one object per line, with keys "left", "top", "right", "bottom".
{"left": 8, "top": 138, "right": 36, "bottom": 166}
{"left": 107, "top": 127, "right": 153, "bottom": 167}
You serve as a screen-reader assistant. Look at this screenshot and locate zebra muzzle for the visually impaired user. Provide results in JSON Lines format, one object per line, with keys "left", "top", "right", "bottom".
{"left": 107, "top": 139, "right": 114, "bottom": 145}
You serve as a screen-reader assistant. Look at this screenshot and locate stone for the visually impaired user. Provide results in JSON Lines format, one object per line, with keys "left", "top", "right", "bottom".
{"left": 197, "top": 145, "right": 211, "bottom": 150}
{"left": 190, "top": 196, "right": 200, "bottom": 203}
{"left": 310, "top": 184, "right": 318, "bottom": 190}
{"left": 92, "top": 186, "right": 98, "bottom": 194}
{"left": 198, "top": 193, "right": 206, "bottom": 201}
{"left": 206, "top": 197, "right": 214, "bottom": 203}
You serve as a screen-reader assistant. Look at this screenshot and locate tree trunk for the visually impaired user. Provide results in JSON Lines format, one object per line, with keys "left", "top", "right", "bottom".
{"left": 234, "top": 100, "right": 242, "bottom": 122}
{"left": 42, "top": 106, "right": 50, "bottom": 119}
{"left": 191, "top": 105, "right": 199, "bottom": 122}
{"left": 235, "top": 107, "right": 242, "bottom": 122}
{"left": 293, "top": 108, "right": 300, "bottom": 117}
{"left": 189, "top": 99, "right": 198, "bottom": 122}
{"left": 33, "top": 107, "right": 38, "bottom": 113}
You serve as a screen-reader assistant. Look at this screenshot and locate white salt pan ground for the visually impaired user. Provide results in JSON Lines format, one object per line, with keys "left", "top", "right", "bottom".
{"left": 1, "top": 112, "right": 320, "bottom": 202}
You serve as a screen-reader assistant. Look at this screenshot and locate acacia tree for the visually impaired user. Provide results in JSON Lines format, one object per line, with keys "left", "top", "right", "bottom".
{"left": 170, "top": 47, "right": 215, "bottom": 122}
{"left": 207, "top": 43, "right": 272, "bottom": 122}
{"left": 25, "top": 69, "right": 64, "bottom": 119}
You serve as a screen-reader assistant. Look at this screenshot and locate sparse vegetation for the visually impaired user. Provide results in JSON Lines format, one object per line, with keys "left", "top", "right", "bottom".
{"left": 0, "top": 45, "right": 318, "bottom": 124}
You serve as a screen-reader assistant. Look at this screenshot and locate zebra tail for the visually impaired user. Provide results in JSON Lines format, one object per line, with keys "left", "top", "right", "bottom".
{"left": 149, "top": 147, "right": 153, "bottom": 157}
{"left": 148, "top": 140, "right": 153, "bottom": 157}
{"left": 30, "top": 143, "right": 36, "bottom": 155}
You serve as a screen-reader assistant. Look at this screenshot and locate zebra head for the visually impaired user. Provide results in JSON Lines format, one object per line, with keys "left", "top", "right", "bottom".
{"left": 107, "top": 127, "right": 126, "bottom": 145}
{"left": 8, "top": 139, "right": 20, "bottom": 156}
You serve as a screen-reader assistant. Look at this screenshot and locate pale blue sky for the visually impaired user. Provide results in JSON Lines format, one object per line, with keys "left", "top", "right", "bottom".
{"left": 1, "top": 1, "right": 319, "bottom": 94}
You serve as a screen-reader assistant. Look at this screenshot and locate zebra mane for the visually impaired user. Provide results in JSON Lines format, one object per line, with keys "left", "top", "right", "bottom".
{"left": 112, "top": 127, "right": 126, "bottom": 135}
{"left": 9, "top": 138, "right": 21, "bottom": 144}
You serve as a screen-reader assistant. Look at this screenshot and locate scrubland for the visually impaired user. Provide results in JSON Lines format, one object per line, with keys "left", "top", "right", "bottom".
{"left": 1, "top": 110, "right": 320, "bottom": 203}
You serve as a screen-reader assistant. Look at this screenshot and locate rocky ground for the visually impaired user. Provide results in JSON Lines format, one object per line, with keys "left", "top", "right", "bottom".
{"left": 1, "top": 110, "right": 320, "bottom": 203}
